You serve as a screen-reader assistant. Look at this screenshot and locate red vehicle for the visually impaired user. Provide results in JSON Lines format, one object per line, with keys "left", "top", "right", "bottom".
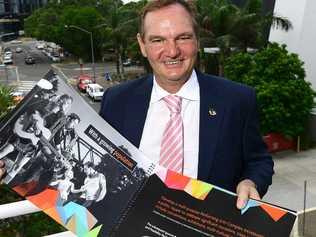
{"left": 76, "top": 74, "right": 94, "bottom": 92}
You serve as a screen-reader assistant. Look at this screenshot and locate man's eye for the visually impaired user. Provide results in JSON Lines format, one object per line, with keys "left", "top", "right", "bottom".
{"left": 151, "top": 39, "right": 163, "bottom": 43}
{"left": 179, "top": 36, "right": 192, "bottom": 41}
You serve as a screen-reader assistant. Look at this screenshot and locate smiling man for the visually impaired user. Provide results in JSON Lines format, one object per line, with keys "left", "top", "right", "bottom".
{"left": 104, "top": 0, "right": 274, "bottom": 209}
{"left": 137, "top": 2, "right": 198, "bottom": 94}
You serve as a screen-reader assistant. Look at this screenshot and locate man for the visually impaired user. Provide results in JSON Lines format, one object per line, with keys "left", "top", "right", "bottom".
{"left": 0, "top": 110, "right": 52, "bottom": 183}
{"left": 43, "top": 94, "right": 73, "bottom": 132}
{"left": 50, "top": 168, "right": 78, "bottom": 203}
{"left": 53, "top": 113, "right": 80, "bottom": 154}
{"left": 77, "top": 162, "right": 107, "bottom": 207}
{"left": 99, "top": 0, "right": 274, "bottom": 209}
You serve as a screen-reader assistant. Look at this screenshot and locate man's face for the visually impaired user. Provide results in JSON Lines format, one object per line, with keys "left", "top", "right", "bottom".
{"left": 138, "top": 4, "right": 198, "bottom": 91}
{"left": 62, "top": 98, "right": 72, "bottom": 113}
{"left": 66, "top": 170, "right": 74, "bottom": 179}
{"left": 66, "top": 118, "right": 79, "bottom": 130}
{"left": 84, "top": 166, "right": 94, "bottom": 176}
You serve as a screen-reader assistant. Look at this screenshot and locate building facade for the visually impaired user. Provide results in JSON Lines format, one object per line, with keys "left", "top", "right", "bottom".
{"left": 0, "top": 0, "right": 48, "bottom": 39}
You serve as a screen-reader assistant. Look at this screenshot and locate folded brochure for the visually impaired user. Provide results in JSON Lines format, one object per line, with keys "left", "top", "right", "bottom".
{"left": 0, "top": 70, "right": 296, "bottom": 237}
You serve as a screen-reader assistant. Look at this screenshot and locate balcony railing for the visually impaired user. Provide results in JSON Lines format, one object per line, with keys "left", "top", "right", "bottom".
{"left": 0, "top": 199, "right": 75, "bottom": 237}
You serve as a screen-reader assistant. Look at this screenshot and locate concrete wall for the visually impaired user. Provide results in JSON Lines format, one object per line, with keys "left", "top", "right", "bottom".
{"left": 269, "top": 0, "right": 316, "bottom": 90}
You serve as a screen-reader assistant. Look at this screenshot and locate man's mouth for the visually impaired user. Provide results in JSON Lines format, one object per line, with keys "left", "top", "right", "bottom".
{"left": 164, "top": 60, "right": 182, "bottom": 65}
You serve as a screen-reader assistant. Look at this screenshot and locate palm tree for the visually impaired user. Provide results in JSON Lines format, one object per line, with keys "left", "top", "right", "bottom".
{"left": 98, "top": 0, "right": 140, "bottom": 77}
{"left": 195, "top": 0, "right": 292, "bottom": 76}
{"left": 197, "top": 0, "right": 242, "bottom": 75}
{"left": 232, "top": 0, "right": 292, "bottom": 51}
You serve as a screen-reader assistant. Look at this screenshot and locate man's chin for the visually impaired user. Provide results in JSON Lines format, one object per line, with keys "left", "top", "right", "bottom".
{"left": 167, "top": 71, "right": 191, "bottom": 81}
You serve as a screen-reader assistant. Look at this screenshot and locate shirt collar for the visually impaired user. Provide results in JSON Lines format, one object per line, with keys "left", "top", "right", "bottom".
{"left": 151, "top": 69, "right": 200, "bottom": 103}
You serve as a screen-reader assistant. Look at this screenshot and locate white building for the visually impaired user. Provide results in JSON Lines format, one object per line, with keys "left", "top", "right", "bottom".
{"left": 269, "top": 0, "right": 316, "bottom": 90}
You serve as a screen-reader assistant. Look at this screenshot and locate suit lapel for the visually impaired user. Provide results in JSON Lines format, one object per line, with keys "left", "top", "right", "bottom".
{"left": 197, "top": 72, "right": 226, "bottom": 181}
{"left": 123, "top": 75, "right": 153, "bottom": 148}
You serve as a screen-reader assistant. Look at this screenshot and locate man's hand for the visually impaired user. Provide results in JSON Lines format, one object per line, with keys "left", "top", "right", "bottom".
{"left": 0, "top": 160, "right": 5, "bottom": 183}
{"left": 236, "top": 179, "right": 260, "bottom": 209}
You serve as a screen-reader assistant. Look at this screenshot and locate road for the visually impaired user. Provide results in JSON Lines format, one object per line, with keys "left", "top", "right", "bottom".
{"left": 1, "top": 39, "right": 112, "bottom": 112}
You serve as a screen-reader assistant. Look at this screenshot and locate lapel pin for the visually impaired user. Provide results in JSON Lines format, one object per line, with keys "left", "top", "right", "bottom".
{"left": 208, "top": 108, "right": 217, "bottom": 116}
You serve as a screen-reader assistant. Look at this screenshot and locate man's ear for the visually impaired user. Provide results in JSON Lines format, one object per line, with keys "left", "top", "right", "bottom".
{"left": 137, "top": 33, "right": 147, "bottom": 58}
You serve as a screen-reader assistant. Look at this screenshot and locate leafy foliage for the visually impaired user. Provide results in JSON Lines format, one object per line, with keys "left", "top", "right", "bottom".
{"left": 24, "top": 0, "right": 144, "bottom": 75}
{"left": 225, "top": 43, "right": 315, "bottom": 137}
{"left": 196, "top": 0, "right": 292, "bottom": 75}
{"left": 23, "top": 0, "right": 292, "bottom": 77}
{"left": 0, "top": 84, "right": 14, "bottom": 120}
{"left": 61, "top": 6, "right": 104, "bottom": 61}
{"left": 97, "top": 0, "right": 140, "bottom": 75}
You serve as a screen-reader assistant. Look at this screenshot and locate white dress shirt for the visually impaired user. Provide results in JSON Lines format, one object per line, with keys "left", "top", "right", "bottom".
{"left": 139, "top": 70, "right": 200, "bottom": 178}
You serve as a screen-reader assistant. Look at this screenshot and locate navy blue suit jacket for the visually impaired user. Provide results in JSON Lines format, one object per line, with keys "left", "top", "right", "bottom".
{"left": 99, "top": 71, "right": 274, "bottom": 197}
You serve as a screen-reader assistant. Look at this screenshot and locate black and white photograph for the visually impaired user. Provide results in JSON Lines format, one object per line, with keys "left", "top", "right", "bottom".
{"left": 0, "top": 70, "right": 156, "bottom": 236}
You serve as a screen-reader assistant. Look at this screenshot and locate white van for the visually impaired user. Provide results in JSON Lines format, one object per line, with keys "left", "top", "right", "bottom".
{"left": 86, "top": 83, "right": 104, "bottom": 101}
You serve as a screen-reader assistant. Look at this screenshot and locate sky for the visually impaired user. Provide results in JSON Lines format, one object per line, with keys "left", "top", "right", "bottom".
{"left": 122, "top": 0, "right": 139, "bottom": 3}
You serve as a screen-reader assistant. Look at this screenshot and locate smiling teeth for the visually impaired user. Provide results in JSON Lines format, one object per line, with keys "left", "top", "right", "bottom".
{"left": 165, "top": 60, "right": 180, "bottom": 65}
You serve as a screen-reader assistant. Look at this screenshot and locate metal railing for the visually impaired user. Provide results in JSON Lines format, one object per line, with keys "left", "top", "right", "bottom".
{"left": 0, "top": 199, "right": 40, "bottom": 219}
{"left": 44, "top": 231, "right": 76, "bottom": 237}
{"left": 0, "top": 199, "right": 76, "bottom": 236}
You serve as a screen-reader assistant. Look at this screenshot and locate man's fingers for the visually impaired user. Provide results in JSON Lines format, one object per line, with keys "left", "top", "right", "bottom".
{"left": 249, "top": 187, "right": 260, "bottom": 200}
{"left": 236, "top": 179, "right": 260, "bottom": 210}
{"left": 0, "top": 160, "right": 4, "bottom": 167}
{"left": 236, "top": 187, "right": 249, "bottom": 209}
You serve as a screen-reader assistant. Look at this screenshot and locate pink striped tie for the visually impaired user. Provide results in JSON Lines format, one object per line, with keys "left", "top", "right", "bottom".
{"left": 159, "top": 95, "right": 184, "bottom": 173}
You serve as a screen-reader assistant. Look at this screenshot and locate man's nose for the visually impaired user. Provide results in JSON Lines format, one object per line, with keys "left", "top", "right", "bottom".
{"left": 165, "top": 41, "right": 180, "bottom": 58}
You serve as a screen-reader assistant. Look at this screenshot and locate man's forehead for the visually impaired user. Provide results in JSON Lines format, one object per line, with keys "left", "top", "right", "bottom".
{"left": 143, "top": 5, "right": 194, "bottom": 37}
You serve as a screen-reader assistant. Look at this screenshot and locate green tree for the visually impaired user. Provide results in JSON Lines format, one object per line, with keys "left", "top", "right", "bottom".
{"left": 225, "top": 43, "right": 315, "bottom": 137}
{"left": 24, "top": 0, "right": 145, "bottom": 74}
{"left": 0, "top": 84, "right": 14, "bottom": 120}
{"left": 195, "top": 0, "right": 292, "bottom": 76}
{"left": 231, "top": 0, "right": 292, "bottom": 51}
{"left": 197, "top": 0, "right": 240, "bottom": 75}
{"left": 123, "top": 0, "right": 149, "bottom": 72}
{"left": 97, "top": 0, "right": 140, "bottom": 76}
{"left": 24, "top": 5, "right": 64, "bottom": 43}
{"left": 24, "top": 3, "right": 105, "bottom": 61}
{"left": 61, "top": 6, "right": 104, "bottom": 61}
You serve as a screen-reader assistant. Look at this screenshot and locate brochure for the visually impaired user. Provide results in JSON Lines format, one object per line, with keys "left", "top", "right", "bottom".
{"left": 0, "top": 70, "right": 296, "bottom": 237}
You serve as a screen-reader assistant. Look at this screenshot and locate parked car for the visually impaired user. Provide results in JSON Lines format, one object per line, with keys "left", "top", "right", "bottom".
{"left": 86, "top": 83, "right": 104, "bottom": 101}
{"left": 3, "top": 56, "right": 13, "bottom": 65}
{"left": 122, "top": 58, "right": 132, "bottom": 66}
{"left": 50, "top": 55, "right": 60, "bottom": 62}
{"left": 77, "top": 74, "right": 94, "bottom": 92}
{"left": 15, "top": 47, "right": 23, "bottom": 53}
{"left": 4, "top": 51, "right": 12, "bottom": 57}
{"left": 10, "top": 40, "right": 22, "bottom": 44}
{"left": 36, "top": 44, "right": 45, "bottom": 50}
{"left": 50, "top": 52, "right": 61, "bottom": 62}
{"left": 42, "top": 49, "right": 50, "bottom": 56}
{"left": 25, "top": 55, "right": 35, "bottom": 64}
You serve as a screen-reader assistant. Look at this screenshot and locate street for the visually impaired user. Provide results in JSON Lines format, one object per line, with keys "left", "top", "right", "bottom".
{"left": 0, "top": 39, "right": 143, "bottom": 112}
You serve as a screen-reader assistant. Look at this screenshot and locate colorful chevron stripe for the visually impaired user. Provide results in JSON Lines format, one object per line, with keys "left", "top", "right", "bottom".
{"left": 156, "top": 168, "right": 214, "bottom": 200}
{"left": 156, "top": 168, "right": 291, "bottom": 222}
{"left": 13, "top": 183, "right": 102, "bottom": 237}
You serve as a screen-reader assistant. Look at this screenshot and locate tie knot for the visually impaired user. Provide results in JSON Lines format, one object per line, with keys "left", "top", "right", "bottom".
{"left": 163, "top": 95, "right": 182, "bottom": 114}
